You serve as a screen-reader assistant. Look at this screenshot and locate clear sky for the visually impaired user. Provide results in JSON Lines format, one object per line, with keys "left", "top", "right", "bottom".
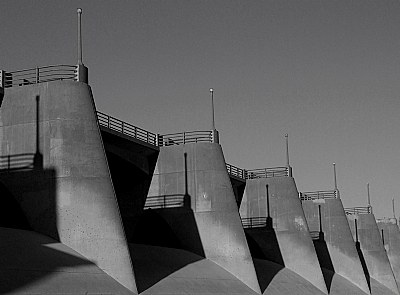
{"left": 2, "top": 1, "right": 400, "bottom": 218}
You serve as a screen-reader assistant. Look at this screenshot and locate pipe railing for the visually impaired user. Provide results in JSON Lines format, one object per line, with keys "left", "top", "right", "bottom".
{"left": 344, "top": 206, "right": 372, "bottom": 215}
{"left": 97, "top": 111, "right": 158, "bottom": 146}
{"left": 226, "top": 163, "right": 247, "bottom": 179}
{"left": 2, "top": 65, "right": 78, "bottom": 88}
{"left": 144, "top": 195, "right": 185, "bottom": 209}
{"left": 299, "top": 190, "right": 338, "bottom": 201}
{"left": 246, "top": 167, "right": 289, "bottom": 179}
{"left": 376, "top": 217, "right": 398, "bottom": 225}
{"left": 159, "top": 131, "right": 213, "bottom": 146}
{"left": 241, "top": 217, "right": 268, "bottom": 228}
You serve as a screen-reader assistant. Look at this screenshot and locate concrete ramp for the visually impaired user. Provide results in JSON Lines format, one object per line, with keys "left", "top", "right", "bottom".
{"left": 131, "top": 244, "right": 259, "bottom": 294}
{"left": 240, "top": 177, "right": 328, "bottom": 294}
{"left": 347, "top": 213, "right": 399, "bottom": 294}
{"left": 252, "top": 258, "right": 325, "bottom": 295}
{"left": 0, "top": 227, "right": 133, "bottom": 295}
{"left": 144, "top": 142, "right": 260, "bottom": 293}
{"left": 302, "top": 198, "right": 370, "bottom": 294}
{"left": 377, "top": 218, "right": 400, "bottom": 289}
{"left": 1, "top": 81, "right": 137, "bottom": 292}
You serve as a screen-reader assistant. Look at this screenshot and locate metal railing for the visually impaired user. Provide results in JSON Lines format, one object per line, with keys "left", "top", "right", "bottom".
{"left": 299, "top": 190, "right": 338, "bottom": 201}
{"left": 246, "top": 167, "right": 289, "bottom": 179}
{"left": 344, "top": 206, "right": 372, "bottom": 215}
{"left": 376, "top": 217, "right": 398, "bottom": 225}
{"left": 0, "top": 153, "right": 35, "bottom": 171}
{"left": 97, "top": 111, "right": 158, "bottom": 146}
{"left": 226, "top": 163, "right": 247, "bottom": 179}
{"left": 144, "top": 195, "right": 185, "bottom": 209}
{"left": 159, "top": 131, "right": 213, "bottom": 146}
{"left": 309, "top": 231, "right": 321, "bottom": 240}
{"left": 241, "top": 217, "right": 267, "bottom": 228}
{"left": 2, "top": 65, "right": 78, "bottom": 88}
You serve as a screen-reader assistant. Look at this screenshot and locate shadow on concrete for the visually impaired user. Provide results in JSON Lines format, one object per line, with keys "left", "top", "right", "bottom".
{"left": 102, "top": 129, "right": 159, "bottom": 243}
{"left": 355, "top": 241, "right": 371, "bottom": 292}
{"left": 312, "top": 233, "right": 335, "bottom": 292}
{"left": 130, "top": 206, "right": 205, "bottom": 292}
{"left": 245, "top": 227, "right": 285, "bottom": 292}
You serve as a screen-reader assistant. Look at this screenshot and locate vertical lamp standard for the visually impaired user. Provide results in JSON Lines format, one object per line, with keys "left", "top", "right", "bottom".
{"left": 209, "top": 88, "right": 219, "bottom": 143}
{"left": 285, "top": 134, "right": 292, "bottom": 177}
{"left": 76, "top": 8, "right": 88, "bottom": 83}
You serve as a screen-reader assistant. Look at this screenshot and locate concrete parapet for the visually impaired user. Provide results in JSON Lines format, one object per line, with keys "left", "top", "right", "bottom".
{"left": 240, "top": 177, "right": 328, "bottom": 294}
{"left": 1, "top": 81, "right": 137, "bottom": 293}
{"left": 145, "top": 142, "right": 260, "bottom": 293}
{"left": 348, "top": 213, "right": 399, "bottom": 294}
{"left": 377, "top": 218, "right": 400, "bottom": 290}
{"left": 302, "top": 198, "right": 370, "bottom": 294}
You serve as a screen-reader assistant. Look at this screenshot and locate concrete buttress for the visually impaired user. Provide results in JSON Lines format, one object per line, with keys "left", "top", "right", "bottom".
{"left": 1, "top": 81, "right": 138, "bottom": 293}
{"left": 240, "top": 177, "right": 328, "bottom": 294}
{"left": 348, "top": 213, "right": 399, "bottom": 295}
{"left": 302, "top": 198, "right": 370, "bottom": 294}
{"left": 145, "top": 142, "right": 261, "bottom": 294}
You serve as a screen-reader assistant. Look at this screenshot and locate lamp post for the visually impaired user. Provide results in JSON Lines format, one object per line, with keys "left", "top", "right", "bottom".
{"left": 76, "top": 8, "right": 88, "bottom": 83}
{"left": 209, "top": 88, "right": 219, "bottom": 143}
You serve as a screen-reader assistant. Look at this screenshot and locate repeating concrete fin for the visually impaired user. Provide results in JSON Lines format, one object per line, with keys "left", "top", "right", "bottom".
{"left": 348, "top": 214, "right": 399, "bottom": 295}
{"left": 377, "top": 220, "right": 400, "bottom": 291}
{"left": 1, "top": 81, "right": 138, "bottom": 293}
{"left": 147, "top": 143, "right": 261, "bottom": 294}
{"left": 302, "top": 198, "right": 370, "bottom": 294}
{"left": 241, "top": 177, "right": 328, "bottom": 294}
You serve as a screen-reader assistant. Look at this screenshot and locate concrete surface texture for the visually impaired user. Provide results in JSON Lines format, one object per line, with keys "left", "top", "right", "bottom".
{"left": 145, "top": 142, "right": 261, "bottom": 293}
{"left": 240, "top": 177, "right": 328, "bottom": 294}
{"left": 302, "top": 198, "right": 370, "bottom": 294}
{"left": 348, "top": 213, "right": 400, "bottom": 295}
{"left": 377, "top": 218, "right": 400, "bottom": 290}
{"left": 131, "top": 244, "right": 260, "bottom": 295}
{"left": 1, "top": 81, "right": 137, "bottom": 293}
{"left": 0, "top": 227, "right": 134, "bottom": 295}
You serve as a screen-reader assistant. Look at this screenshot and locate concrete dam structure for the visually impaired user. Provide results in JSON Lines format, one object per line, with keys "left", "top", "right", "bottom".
{"left": 1, "top": 64, "right": 400, "bottom": 295}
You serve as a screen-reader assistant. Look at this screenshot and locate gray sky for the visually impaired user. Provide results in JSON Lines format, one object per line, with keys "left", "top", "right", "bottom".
{"left": 2, "top": 0, "right": 400, "bottom": 218}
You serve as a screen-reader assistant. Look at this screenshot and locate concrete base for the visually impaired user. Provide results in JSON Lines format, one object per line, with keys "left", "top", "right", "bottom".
{"left": 0, "top": 227, "right": 134, "bottom": 295}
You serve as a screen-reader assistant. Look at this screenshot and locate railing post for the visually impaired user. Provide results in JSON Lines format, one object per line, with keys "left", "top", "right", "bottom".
{"left": 355, "top": 219, "right": 358, "bottom": 242}
{"left": 107, "top": 116, "right": 110, "bottom": 129}
{"left": 212, "top": 129, "right": 219, "bottom": 143}
{"left": 36, "top": 67, "right": 40, "bottom": 84}
{"left": 121, "top": 121, "right": 124, "bottom": 134}
{"left": 183, "top": 132, "right": 186, "bottom": 144}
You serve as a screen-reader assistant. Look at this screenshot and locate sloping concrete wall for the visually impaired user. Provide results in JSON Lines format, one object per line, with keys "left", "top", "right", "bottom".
{"left": 348, "top": 213, "right": 399, "bottom": 294}
{"left": 377, "top": 219, "right": 400, "bottom": 290}
{"left": 302, "top": 198, "right": 370, "bottom": 294}
{"left": 1, "top": 81, "right": 137, "bottom": 293}
{"left": 146, "top": 142, "right": 260, "bottom": 293}
{"left": 240, "top": 177, "right": 328, "bottom": 294}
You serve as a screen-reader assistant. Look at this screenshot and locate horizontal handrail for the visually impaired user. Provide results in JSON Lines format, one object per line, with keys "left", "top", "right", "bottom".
{"left": 376, "top": 217, "right": 398, "bottom": 225}
{"left": 159, "top": 131, "right": 213, "bottom": 146}
{"left": 226, "top": 163, "right": 247, "bottom": 179}
{"left": 97, "top": 111, "right": 158, "bottom": 146}
{"left": 299, "top": 190, "right": 338, "bottom": 201}
{"left": 246, "top": 167, "right": 289, "bottom": 179}
{"left": 2, "top": 65, "right": 78, "bottom": 88}
{"left": 241, "top": 217, "right": 267, "bottom": 228}
{"left": 144, "top": 195, "right": 185, "bottom": 209}
{"left": 344, "top": 206, "right": 372, "bottom": 215}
